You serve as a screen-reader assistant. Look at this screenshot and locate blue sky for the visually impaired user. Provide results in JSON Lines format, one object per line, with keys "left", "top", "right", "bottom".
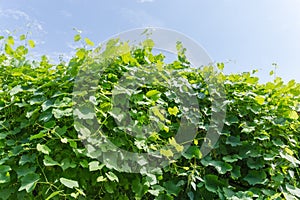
{"left": 0, "top": 0, "right": 299, "bottom": 82}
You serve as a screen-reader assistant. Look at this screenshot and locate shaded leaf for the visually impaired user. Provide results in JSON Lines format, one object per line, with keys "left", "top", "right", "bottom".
{"left": 18, "top": 173, "right": 40, "bottom": 192}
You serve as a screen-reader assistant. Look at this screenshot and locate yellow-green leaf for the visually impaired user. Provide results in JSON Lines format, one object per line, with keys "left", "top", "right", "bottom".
{"left": 76, "top": 49, "right": 86, "bottom": 59}
{"left": 84, "top": 38, "right": 94, "bottom": 46}
{"left": 288, "top": 110, "right": 298, "bottom": 120}
{"left": 28, "top": 40, "right": 35, "bottom": 48}
{"left": 20, "top": 34, "right": 26, "bottom": 41}
{"left": 4, "top": 44, "right": 14, "bottom": 55}
{"left": 255, "top": 96, "right": 265, "bottom": 105}
{"left": 152, "top": 106, "right": 165, "bottom": 121}
{"left": 143, "top": 39, "right": 154, "bottom": 49}
{"left": 169, "top": 137, "right": 184, "bottom": 152}
{"left": 168, "top": 106, "right": 179, "bottom": 116}
{"left": 285, "top": 147, "right": 294, "bottom": 156}
{"left": 163, "top": 126, "right": 169, "bottom": 133}
{"left": 7, "top": 36, "right": 14, "bottom": 46}
{"left": 74, "top": 34, "right": 81, "bottom": 42}
{"left": 146, "top": 90, "right": 160, "bottom": 98}
{"left": 160, "top": 149, "right": 173, "bottom": 158}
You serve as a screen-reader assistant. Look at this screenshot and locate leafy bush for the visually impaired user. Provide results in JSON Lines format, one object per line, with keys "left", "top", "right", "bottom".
{"left": 0, "top": 34, "right": 299, "bottom": 199}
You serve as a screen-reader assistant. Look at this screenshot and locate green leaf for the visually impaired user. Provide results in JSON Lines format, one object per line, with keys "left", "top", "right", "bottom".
{"left": 246, "top": 158, "right": 265, "bottom": 169}
{"left": 43, "top": 155, "right": 60, "bottom": 166}
{"left": 201, "top": 158, "right": 232, "bottom": 174}
{"left": 104, "top": 182, "right": 115, "bottom": 194}
{"left": 76, "top": 48, "right": 86, "bottom": 59}
{"left": 30, "top": 131, "right": 47, "bottom": 140}
{"left": 74, "top": 34, "right": 81, "bottom": 42}
{"left": 79, "top": 160, "right": 89, "bottom": 168}
{"left": 105, "top": 171, "right": 119, "bottom": 182}
{"left": 20, "top": 34, "right": 26, "bottom": 41}
{"left": 74, "top": 122, "right": 91, "bottom": 139}
{"left": 38, "top": 110, "right": 53, "bottom": 122}
{"left": 42, "top": 100, "right": 54, "bottom": 111}
{"left": 0, "top": 172, "right": 10, "bottom": 184}
{"left": 74, "top": 106, "right": 95, "bottom": 119}
{"left": 28, "top": 40, "right": 35, "bottom": 48}
{"left": 223, "top": 154, "right": 240, "bottom": 163}
{"left": 231, "top": 165, "right": 241, "bottom": 179}
{"left": 45, "top": 191, "right": 63, "bottom": 200}
{"left": 0, "top": 165, "right": 12, "bottom": 184}
{"left": 60, "top": 178, "right": 79, "bottom": 188}
{"left": 272, "top": 138, "right": 285, "bottom": 147}
{"left": 286, "top": 184, "right": 300, "bottom": 198}
{"left": 10, "top": 85, "right": 23, "bottom": 96}
{"left": 217, "top": 63, "right": 224, "bottom": 71}
{"left": 0, "top": 188, "right": 15, "bottom": 199}
{"left": 96, "top": 176, "right": 107, "bottom": 182}
{"left": 225, "top": 115, "right": 239, "bottom": 125}
{"left": 15, "top": 166, "right": 36, "bottom": 178}
{"left": 88, "top": 161, "right": 104, "bottom": 171}
{"left": 0, "top": 165, "right": 11, "bottom": 173}
{"left": 18, "top": 173, "right": 40, "bottom": 193}
{"left": 29, "top": 96, "right": 47, "bottom": 105}
{"left": 182, "top": 146, "right": 202, "bottom": 159}
{"left": 169, "top": 137, "right": 184, "bottom": 152}
{"left": 204, "top": 174, "right": 226, "bottom": 193}
{"left": 255, "top": 95, "right": 265, "bottom": 105}
{"left": 52, "top": 108, "right": 73, "bottom": 119}
{"left": 44, "top": 120, "right": 56, "bottom": 129}
{"left": 60, "top": 158, "right": 76, "bottom": 171}
{"left": 241, "top": 126, "right": 255, "bottom": 134}
{"left": 142, "top": 38, "right": 155, "bottom": 49}
{"left": 37, "top": 143, "right": 51, "bottom": 155}
{"left": 5, "top": 44, "right": 14, "bottom": 55}
{"left": 226, "top": 136, "right": 242, "bottom": 147}
{"left": 84, "top": 38, "right": 94, "bottom": 46}
{"left": 151, "top": 106, "right": 166, "bottom": 121}
{"left": 287, "top": 110, "right": 298, "bottom": 120}
{"left": 279, "top": 151, "right": 300, "bottom": 167}
{"left": 19, "top": 154, "right": 36, "bottom": 165}
{"left": 7, "top": 36, "right": 14, "bottom": 46}
{"left": 163, "top": 180, "right": 181, "bottom": 196}
{"left": 160, "top": 149, "right": 173, "bottom": 158}
{"left": 244, "top": 170, "right": 267, "bottom": 185}
{"left": 146, "top": 90, "right": 160, "bottom": 98}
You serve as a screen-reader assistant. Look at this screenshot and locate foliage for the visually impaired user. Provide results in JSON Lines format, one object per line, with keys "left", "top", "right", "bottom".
{"left": 0, "top": 34, "right": 299, "bottom": 199}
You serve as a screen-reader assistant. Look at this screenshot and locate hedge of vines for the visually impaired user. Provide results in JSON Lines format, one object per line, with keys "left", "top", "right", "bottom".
{"left": 0, "top": 34, "right": 300, "bottom": 199}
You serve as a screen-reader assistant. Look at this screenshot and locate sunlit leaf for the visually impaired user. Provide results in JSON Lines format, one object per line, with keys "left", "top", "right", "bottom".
{"left": 36, "top": 144, "right": 51, "bottom": 155}
{"left": 84, "top": 38, "right": 94, "bottom": 46}
{"left": 60, "top": 178, "right": 79, "bottom": 188}
{"left": 28, "top": 40, "right": 35, "bottom": 48}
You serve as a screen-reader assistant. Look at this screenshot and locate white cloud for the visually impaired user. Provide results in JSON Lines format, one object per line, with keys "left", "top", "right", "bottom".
{"left": 0, "top": 8, "right": 45, "bottom": 34}
{"left": 0, "top": 9, "right": 30, "bottom": 20}
{"left": 0, "top": 8, "right": 46, "bottom": 50}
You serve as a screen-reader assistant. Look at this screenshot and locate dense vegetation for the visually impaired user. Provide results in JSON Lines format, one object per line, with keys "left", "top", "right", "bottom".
{"left": 0, "top": 34, "right": 299, "bottom": 199}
